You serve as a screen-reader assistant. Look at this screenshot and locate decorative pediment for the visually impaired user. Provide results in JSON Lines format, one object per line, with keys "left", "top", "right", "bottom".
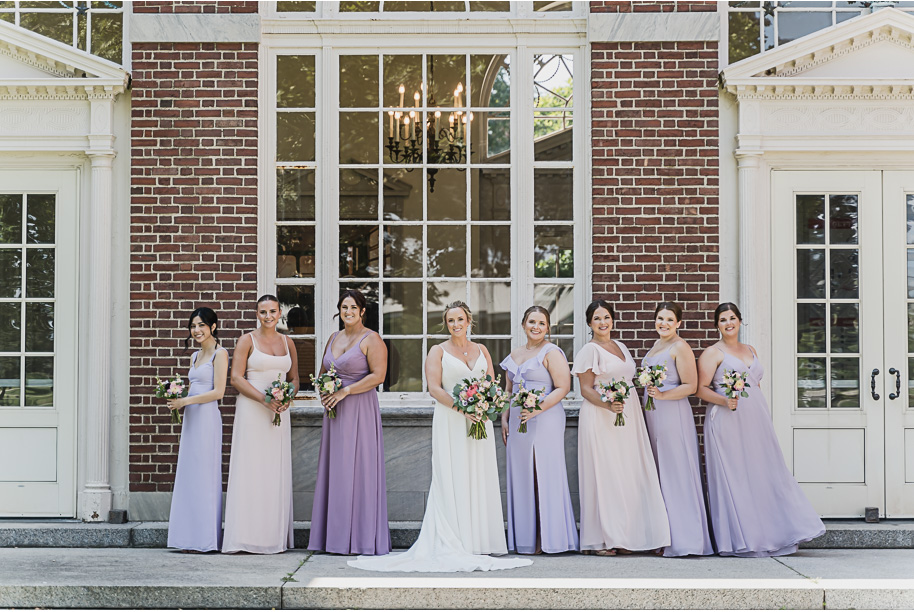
{"left": 0, "top": 19, "right": 128, "bottom": 100}
{"left": 723, "top": 8, "right": 914, "bottom": 100}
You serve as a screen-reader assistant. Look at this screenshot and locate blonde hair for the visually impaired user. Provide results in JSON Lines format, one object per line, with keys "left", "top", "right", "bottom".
{"left": 441, "top": 301, "right": 473, "bottom": 333}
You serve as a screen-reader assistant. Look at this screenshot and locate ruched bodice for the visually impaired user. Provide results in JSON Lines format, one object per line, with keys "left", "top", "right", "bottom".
{"left": 322, "top": 331, "right": 371, "bottom": 387}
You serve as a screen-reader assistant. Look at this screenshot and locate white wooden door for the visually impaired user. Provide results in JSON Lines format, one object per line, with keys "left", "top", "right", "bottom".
{"left": 772, "top": 170, "right": 884, "bottom": 517}
{"left": 0, "top": 170, "right": 78, "bottom": 517}
{"left": 883, "top": 171, "right": 914, "bottom": 517}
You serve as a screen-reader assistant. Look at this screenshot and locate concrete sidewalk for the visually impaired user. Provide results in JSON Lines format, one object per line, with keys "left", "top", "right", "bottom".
{"left": 1, "top": 547, "right": 913, "bottom": 609}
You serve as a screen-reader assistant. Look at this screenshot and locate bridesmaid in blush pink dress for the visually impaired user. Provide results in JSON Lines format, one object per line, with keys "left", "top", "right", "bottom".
{"left": 572, "top": 300, "right": 670, "bottom": 556}
{"left": 697, "top": 302, "right": 825, "bottom": 557}
{"left": 222, "top": 294, "right": 298, "bottom": 554}
{"left": 308, "top": 289, "right": 390, "bottom": 556}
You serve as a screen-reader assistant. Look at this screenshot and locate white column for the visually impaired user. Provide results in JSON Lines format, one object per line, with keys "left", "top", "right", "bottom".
{"left": 736, "top": 150, "right": 763, "bottom": 348}
{"left": 79, "top": 93, "right": 116, "bottom": 522}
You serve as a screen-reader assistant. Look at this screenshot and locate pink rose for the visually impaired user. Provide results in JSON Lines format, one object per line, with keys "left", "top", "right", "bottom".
{"left": 734, "top": 380, "right": 745, "bottom": 391}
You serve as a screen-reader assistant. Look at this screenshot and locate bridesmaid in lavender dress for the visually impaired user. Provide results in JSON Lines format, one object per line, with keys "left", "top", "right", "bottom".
{"left": 309, "top": 289, "right": 390, "bottom": 556}
{"left": 167, "top": 307, "right": 228, "bottom": 552}
{"left": 697, "top": 302, "right": 825, "bottom": 557}
{"left": 222, "top": 295, "right": 298, "bottom": 554}
{"left": 500, "top": 306, "right": 578, "bottom": 555}
{"left": 641, "top": 302, "right": 713, "bottom": 557}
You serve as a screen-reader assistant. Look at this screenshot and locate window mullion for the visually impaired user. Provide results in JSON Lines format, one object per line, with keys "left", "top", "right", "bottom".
{"left": 515, "top": 45, "right": 534, "bottom": 351}
{"left": 321, "top": 46, "right": 339, "bottom": 349}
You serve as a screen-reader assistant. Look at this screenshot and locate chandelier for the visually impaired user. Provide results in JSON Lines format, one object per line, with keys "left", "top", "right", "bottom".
{"left": 385, "top": 83, "right": 473, "bottom": 192}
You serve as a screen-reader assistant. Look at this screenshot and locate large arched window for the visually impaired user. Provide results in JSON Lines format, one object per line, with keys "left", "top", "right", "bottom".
{"left": 264, "top": 3, "right": 586, "bottom": 396}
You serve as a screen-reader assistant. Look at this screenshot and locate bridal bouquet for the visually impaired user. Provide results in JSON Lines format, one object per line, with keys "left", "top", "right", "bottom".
{"left": 452, "top": 374, "right": 510, "bottom": 440}
{"left": 635, "top": 363, "right": 668, "bottom": 411}
{"left": 265, "top": 374, "right": 294, "bottom": 426}
{"left": 511, "top": 385, "right": 546, "bottom": 434}
{"left": 596, "top": 379, "right": 632, "bottom": 427}
{"left": 311, "top": 365, "right": 343, "bottom": 418}
{"left": 155, "top": 375, "right": 189, "bottom": 424}
{"left": 720, "top": 369, "right": 751, "bottom": 410}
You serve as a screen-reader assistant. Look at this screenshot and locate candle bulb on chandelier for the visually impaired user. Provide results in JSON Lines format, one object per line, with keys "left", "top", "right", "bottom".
{"left": 388, "top": 111, "right": 394, "bottom": 138}
{"left": 398, "top": 84, "right": 405, "bottom": 107}
{"left": 414, "top": 91, "right": 420, "bottom": 108}
{"left": 434, "top": 110, "right": 441, "bottom": 133}
{"left": 402, "top": 116, "right": 409, "bottom": 141}
{"left": 394, "top": 111, "right": 401, "bottom": 141}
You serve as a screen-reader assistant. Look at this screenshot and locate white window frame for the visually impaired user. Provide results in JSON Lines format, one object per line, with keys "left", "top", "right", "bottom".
{"left": 264, "top": 1, "right": 586, "bottom": 20}
{"left": 261, "top": 24, "right": 589, "bottom": 404}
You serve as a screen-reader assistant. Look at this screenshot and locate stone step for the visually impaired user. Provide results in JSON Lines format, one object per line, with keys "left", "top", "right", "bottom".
{"left": 1, "top": 519, "right": 912, "bottom": 549}
{"left": 1, "top": 548, "right": 914, "bottom": 610}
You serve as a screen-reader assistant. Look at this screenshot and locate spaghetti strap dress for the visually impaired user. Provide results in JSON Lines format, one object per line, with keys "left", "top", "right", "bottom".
{"left": 500, "top": 343, "right": 578, "bottom": 554}
{"left": 348, "top": 349, "right": 531, "bottom": 572}
{"left": 308, "top": 330, "right": 391, "bottom": 555}
{"left": 167, "top": 347, "right": 226, "bottom": 552}
{"left": 641, "top": 347, "right": 713, "bottom": 557}
{"left": 222, "top": 333, "right": 294, "bottom": 554}
{"left": 704, "top": 349, "right": 826, "bottom": 557}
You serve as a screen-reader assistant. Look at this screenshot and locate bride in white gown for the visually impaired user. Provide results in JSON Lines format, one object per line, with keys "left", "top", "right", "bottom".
{"left": 349, "top": 302, "right": 532, "bottom": 573}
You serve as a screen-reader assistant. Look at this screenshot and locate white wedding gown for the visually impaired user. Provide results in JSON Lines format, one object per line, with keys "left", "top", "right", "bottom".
{"left": 348, "top": 350, "right": 532, "bottom": 572}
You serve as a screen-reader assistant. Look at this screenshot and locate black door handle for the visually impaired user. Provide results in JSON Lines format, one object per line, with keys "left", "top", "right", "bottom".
{"left": 871, "top": 368, "right": 880, "bottom": 400}
{"left": 889, "top": 367, "right": 901, "bottom": 400}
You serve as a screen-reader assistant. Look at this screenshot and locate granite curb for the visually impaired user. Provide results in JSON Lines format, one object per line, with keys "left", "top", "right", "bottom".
{"left": 2, "top": 520, "right": 913, "bottom": 549}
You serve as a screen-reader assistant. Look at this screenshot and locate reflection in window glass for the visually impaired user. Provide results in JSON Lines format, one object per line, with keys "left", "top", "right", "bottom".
{"left": 5, "top": 3, "right": 124, "bottom": 63}
{"left": 277, "top": 1, "right": 317, "bottom": 11}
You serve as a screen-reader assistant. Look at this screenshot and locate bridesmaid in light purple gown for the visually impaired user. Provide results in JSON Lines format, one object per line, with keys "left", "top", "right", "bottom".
{"left": 641, "top": 302, "right": 713, "bottom": 557}
{"left": 500, "top": 306, "right": 579, "bottom": 555}
{"left": 697, "top": 302, "right": 825, "bottom": 557}
{"left": 309, "top": 289, "right": 391, "bottom": 555}
{"left": 167, "top": 307, "right": 228, "bottom": 552}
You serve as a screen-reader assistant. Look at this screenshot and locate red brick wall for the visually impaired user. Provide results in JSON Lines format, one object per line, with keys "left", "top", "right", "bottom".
{"left": 133, "top": 1, "right": 258, "bottom": 13}
{"left": 129, "top": 42, "right": 259, "bottom": 492}
{"left": 590, "top": 0, "right": 717, "bottom": 12}
{"left": 591, "top": 40, "right": 720, "bottom": 357}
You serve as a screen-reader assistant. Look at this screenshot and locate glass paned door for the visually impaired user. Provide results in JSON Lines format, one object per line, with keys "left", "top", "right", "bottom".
{"left": 772, "top": 171, "right": 884, "bottom": 518}
{"left": 883, "top": 172, "right": 914, "bottom": 517}
{"left": 0, "top": 172, "right": 77, "bottom": 517}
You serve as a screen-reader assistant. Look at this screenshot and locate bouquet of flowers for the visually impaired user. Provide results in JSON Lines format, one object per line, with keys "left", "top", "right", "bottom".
{"left": 155, "top": 375, "right": 189, "bottom": 424}
{"left": 635, "top": 363, "right": 668, "bottom": 411}
{"left": 452, "top": 374, "right": 510, "bottom": 440}
{"left": 310, "top": 364, "right": 344, "bottom": 418}
{"left": 511, "top": 385, "right": 547, "bottom": 434}
{"left": 721, "top": 369, "right": 751, "bottom": 410}
{"left": 596, "top": 378, "right": 633, "bottom": 427}
{"left": 265, "top": 374, "right": 294, "bottom": 426}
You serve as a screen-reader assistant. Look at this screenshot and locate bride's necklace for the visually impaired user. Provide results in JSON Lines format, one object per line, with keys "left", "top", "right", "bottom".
{"left": 451, "top": 340, "right": 470, "bottom": 356}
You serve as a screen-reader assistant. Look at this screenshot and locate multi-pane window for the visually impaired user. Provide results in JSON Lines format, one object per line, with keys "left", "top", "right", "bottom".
{"left": 795, "top": 193, "right": 860, "bottom": 409}
{"left": 273, "top": 48, "right": 580, "bottom": 395}
{"left": 532, "top": 53, "right": 574, "bottom": 358}
{"left": 906, "top": 194, "right": 914, "bottom": 407}
{"left": 275, "top": 54, "right": 318, "bottom": 391}
{"left": 0, "top": 194, "right": 56, "bottom": 408}
{"left": 727, "top": 1, "right": 914, "bottom": 64}
{"left": 0, "top": 1, "right": 124, "bottom": 64}
{"left": 336, "top": 53, "right": 514, "bottom": 392}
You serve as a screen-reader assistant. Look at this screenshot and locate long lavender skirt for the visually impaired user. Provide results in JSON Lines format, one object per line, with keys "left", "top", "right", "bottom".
{"left": 167, "top": 400, "right": 223, "bottom": 552}
{"left": 308, "top": 389, "right": 391, "bottom": 555}
{"left": 705, "top": 391, "right": 825, "bottom": 557}
{"left": 643, "top": 394, "right": 713, "bottom": 557}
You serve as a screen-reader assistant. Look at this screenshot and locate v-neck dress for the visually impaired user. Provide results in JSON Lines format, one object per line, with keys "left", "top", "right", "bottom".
{"left": 308, "top": 330, "right": 391, "bottom": 556}
{"left": 500, "top": 343, "right": 578, "bottom": 554}
{"left": 705, "top": 349, "right": 825, "bottom": 557}
{"left": 349, "top": 348, "right": 531, "bottom": 572}
{"left": 641, "top": 346, "right": 713, "bottom": 557}
{"left": 222, "top": 333, "right": 294, "bottom": 554}
{"left": 167, "top": 347, "right": 226, "bottom": 552}
{"left": 572, "top": 341, "right": 670, "bottom": 552}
